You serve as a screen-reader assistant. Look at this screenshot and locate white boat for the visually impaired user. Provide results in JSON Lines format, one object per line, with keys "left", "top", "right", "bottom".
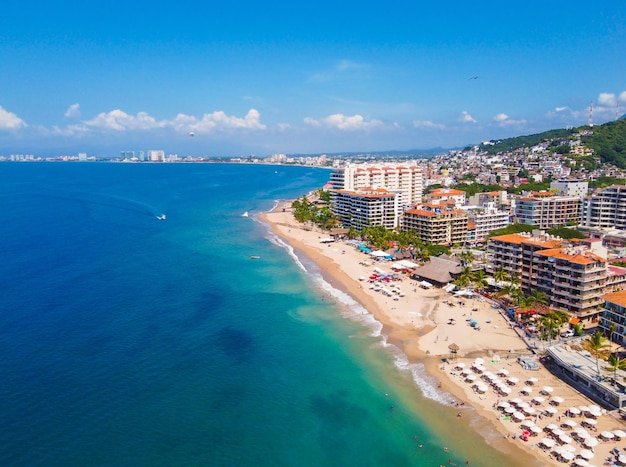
{"left": 156, "top": 214, "right": 166, "bottom": 220}
{"left": 242, "top": 212, "right": 249, "bottom": 217}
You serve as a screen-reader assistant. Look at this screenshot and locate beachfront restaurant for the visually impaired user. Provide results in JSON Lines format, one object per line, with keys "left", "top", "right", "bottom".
{"left": 546, "top": 344, "right": 626, "bottom": 410}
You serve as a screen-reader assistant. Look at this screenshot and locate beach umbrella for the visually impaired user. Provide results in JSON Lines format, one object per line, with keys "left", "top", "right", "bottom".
{"left": 618, "top": 455, "right": 626, "bottom": 466}
{"left": 526, "top": 376, "right": 539, "bottom": 384}
{"left": 567, "top": 407, "right": 581, "bottom": 416}
{"left": 510, "top": 397, "right": 522, "bottom": 405}
{"left": 600, "top": 431, "right": 615, "bottom": 440}
{"left": 583, "top": 437, "right": 598, "bottom": 448}
{"left": 498, "top": 368, "right": 509, "bottom": 376}
{"left": 562, "top": 444, "right": 576, "bottom": 452}
{"left": 573, "top": 458, "right": 589, "bottom": 466}
{"left": 551, "top": 396, "right": 564, "bottom": 405}
{"left": 532, "top": 396, "right": 545, "bottom": 404}
{"left": 612, "top": 429, "right": 626, "bottom": 439}
{"left": 497, "top": 401, "right": 511, "bottom": 409}
{"left": 522, "top": 406, "right": 536, "bottom": 415}
{"left": 578, "top": 449, "right": 594, "bottom": 460}
{"left": 520, "top": 419, "right": 535, "bottom": 428}
{"left": 529, "top": 425, "right": 541, "bottom": 434}
{"left": 587, "top": 404, "right": 601, "bottom": 412}
{"left": 454, "top": 362, "right": 465, "bottom": 369}
{"left": 587, "top": 409, "right": 602, "bottom": 418}
{"left": 475, "top": 383, "right": 488, "bottom": 393}
{"left": 552, "top": 428, "right": 565, "bottom": 437}
{"left": 461, "top": 369, "right": 471, "bottom": 376}
{"left": 504, "top": 406, "right": 515, "bottom": 414}
{"left": 511, "top": 411, "right": 524, "bottom": 421}
{"left": 545, "top": 423, "right": 559, "bottom": 431}
{"left": 507, "top": 376, "right": 519, "bottom": 385}
{"left": 541, "top": 437, "right": 555, "bottom": 448}
{"left": 544, "top": 406, "right": 558, "bottom": 415}
{"left": 482, "top": 371, "right": 495, "bottom": 380}
{"left": 578, "top": 405, "right": 589, "bottom": 413}
{"left": 559, "top": 449, "right": 574, "bottom": 460}
{"left": 561, "top": 420, "right": 577, "bottom": 429}
{"left": 582, "top": 418, "right": 597, "bottom": 426}
{"left": 558, "top": 433, "right": 573, "bottom": 444}
{"left": 498, "top": 386, "right": 512, "bottom": 395}
{"left": 473, "top": 358, "right": 485, "bottom": 365}
{"left": 542, "top": 385, "right": 554, "bottom": 394}
{"left": 520, "top": 386, "right": 532, "bottom": 395}
{"left": 575, "top": 430, "right": 591, "bottom": 440}
{"left": 465, "top": 374, "right": 476, "bottom": 382}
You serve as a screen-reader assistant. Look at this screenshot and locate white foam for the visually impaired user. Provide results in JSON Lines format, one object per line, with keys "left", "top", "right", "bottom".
{"left": 261, "top": 216, "right": 454, "bottom": 407}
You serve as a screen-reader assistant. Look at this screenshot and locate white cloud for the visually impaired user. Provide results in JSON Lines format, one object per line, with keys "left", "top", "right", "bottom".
{"left": 493, "top": 113, "right": 527, "bottom": 127}
{"left": 305, "top": 113, "right": 383, "bottom": 131}
{"left": 0, "top": 106, "right": 27, "bottom": 130}
{"left": 555, "top": 106, "right": 569, "bottom": 112}
{"left": 413, "top": 120, "right": 445, "bottom": 130}
{"left": 83, "top": 109, "right": 164, "bottom": 131}
{"left": 276, "top": 123, "right": 292, "bottom": 131}
{"left": 598, "top": 92, "right": 617, "bottom": 107}
{"left": 620, "top": 91, "right": 626, "bottom": 103}
{"left": 188, "top": 109, "right": 266, "bottom": 132}
{"left": 64, "top": 103, "right": 81, "bottom": 118}
{"left": 335, "top": 59, "right": 366, "bottom": 72}
{"left": 459, "top": 111, "right": 477, "bottom": 123}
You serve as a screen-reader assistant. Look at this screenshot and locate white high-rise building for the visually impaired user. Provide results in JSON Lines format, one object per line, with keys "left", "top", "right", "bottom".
{"left": 148, "top": 150, "right": 165, "bottom": 162}
{"left": 330, "top": 163, "right": 423, "bottom": 208}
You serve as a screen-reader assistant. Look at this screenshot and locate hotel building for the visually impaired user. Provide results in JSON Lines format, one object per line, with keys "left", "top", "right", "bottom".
{"left": 400, "top": 204, "right": 468, "bottom": 245}
{"left": 332, "top": 188, "right": 400, "bottom": 230}
{"left": 581, "top": 185, "right": 626, "bottom": 230}
{"left": 515, "top": 192, "right": 582, "bottom": 229}
{"left": 600, "top": 290, "right": 626, "bottom": 345}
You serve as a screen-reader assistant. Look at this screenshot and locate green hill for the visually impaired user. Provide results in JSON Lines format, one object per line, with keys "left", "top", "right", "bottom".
{"left": 582, "top": 119, "right": 626, "bottom": 168}
{"left": 479, "top": 128, "right": 575, "bottom": 155}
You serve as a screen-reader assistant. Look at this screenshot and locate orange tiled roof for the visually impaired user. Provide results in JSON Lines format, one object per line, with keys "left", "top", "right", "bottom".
{"left": 534, "top": 248, "right": 605, "bottom": 264}
{"left": 603, "top": 290, "right": 626, "bottom": 308}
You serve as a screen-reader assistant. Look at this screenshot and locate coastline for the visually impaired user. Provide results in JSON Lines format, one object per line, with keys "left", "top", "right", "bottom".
{"left": 261, "top": 200, "right": 626, "bottom": 466}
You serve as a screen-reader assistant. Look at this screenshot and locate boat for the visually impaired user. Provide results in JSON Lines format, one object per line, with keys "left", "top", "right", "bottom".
{"left": 242, "top": 212, "right": 249, "bottom": 217}
{"left": 156, "top": 214, "right": 166, "bottom": 220}
{"left": 250, "top": 255, "right": 261, "bottom": 259}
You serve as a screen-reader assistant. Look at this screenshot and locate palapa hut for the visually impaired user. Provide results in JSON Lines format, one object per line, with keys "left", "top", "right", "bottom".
{"left": 411, "top": 255, "right": 463, "bottom": 287}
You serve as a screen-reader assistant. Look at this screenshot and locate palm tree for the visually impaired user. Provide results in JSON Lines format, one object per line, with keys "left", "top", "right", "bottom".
{"left": 472, "top": 269, "right": 488, "bottom": 293}
{"left": 605, "top": 353, "right": 626, "bottom": 386}
{"left": 584, "top": 331, "right": 611, "bottom": 377}
{"left": 454, "top": 266, "right": 473, "bottom": 288}
{"left": 459, "top": 250, "right": 474, "bottom": 267}
{"left": 493, "top": 265, "right": 510, "bottom": 285}
{"left": 608, "top": 322, "right": 618, "bottom": 348}
{"left": 528, "top": 290, "right": 549, "bottom": 308}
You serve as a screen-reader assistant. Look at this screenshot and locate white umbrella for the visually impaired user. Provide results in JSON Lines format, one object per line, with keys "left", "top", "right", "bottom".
{"left": 483, "top": 371, "right": 495, "bottom": 380}
{"left": 618, "top": 455, "right": 626, "bottom": 466}
{"left": 587, "top": 404, "right": 601, "bottom": 412}
{"left": 613, "top": 429, "right": 626, "bottom": 439}
{"left": 583, "top": 437, "right": 598, "bottom": 448}
{"left": 475, "top": 383, "right": 488, "bottom": 393}
{"left": 497, "top": 401, "right": 511, "bottom": 409}
{"left": 498, "top": 368, "right": 509, "bottom": 376}
{"left": 561, "top": 420, "right": 577, "bottom": 428}
{"left": 465, "top": 374, "right": 476, "bottom": 382}
{"left": 532, "top": 396, "right": 545, "bottom": 404}
{"left": 473, "top": 358, "right": 485, "bottom": 365}
{"left": 461, "top": 369, "right": 471, "bottom": 376}
{"left": 552, "top": 428, "right": 565, "bottom": 436}
{"left": 505, "top": 406, "right": 515, "bottom": 414}
{"left": 588, "top": 409, "right": 602, "bottom": 418}
{"left": 511, "top": 411, "right": 524, "bottom": 421}
{"left": 573, "top": 459, "right": 589, "bottom": 466}
{"left": 542, "top": 385, "right": 554, "bottom": 394}
{"left": 551, "top": 396, "right": 564, "bottom": 404}
{"left": 526, "top": 376, "right": 539, "bottom": 385}
{"left": 507, "top": 376, "right": 519, "bottom": 385}
{"left": 541, "top": 437, "right": 555, "bottom": 448}
{"left": 583, "top": 418, "right": 597, "bottom": 426}
{"left": 520, "top": 419, "right": 535, "bottom": 428}
{"left": 545, "top": 423, "right": 559, "bottom": 431}
{"left": 578, "top": 405, "right": 589, "bottom": 412}
{"left": 544, "top": 406, "right": 557, "bottom": 415}
{"left": 520, "top": 386, "right": 532, "bottom": 395}
{"left": 568, "top": 407, "right": 581, "bottom": 416}
{"left": 559, "top": 449, "right": 574, "bottom": 460}
{"left": 600, "top": 430, "right": 615, "bottom": 439}
{"left": 578, "top": 449, "right": 594, "bottom": 460}
{"left": 510, "top": 397, "right": 523, "bottom": 405}
{"left": 498, "top": 386, "right": 512, "bottom": 395}
{"left": 522, "top": 406, "right": 536, "bottom": 415}
{"left": 576, "top": 430, "right": 591, "bottom": 440}
{"left": 454, "top": 362, "right": 466, "bottom": 369}
{"left": 530, "top": 425, "right": 541, "bottom": 434}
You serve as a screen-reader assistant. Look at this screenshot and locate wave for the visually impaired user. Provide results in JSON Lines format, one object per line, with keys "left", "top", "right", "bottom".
{"left": 262, "top": 223, "right": 455, "bottom": 407}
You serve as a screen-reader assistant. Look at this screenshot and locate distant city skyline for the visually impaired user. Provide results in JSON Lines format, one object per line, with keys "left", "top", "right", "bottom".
{"left": 1, "top": 1, "right": 625, "bottom": 157}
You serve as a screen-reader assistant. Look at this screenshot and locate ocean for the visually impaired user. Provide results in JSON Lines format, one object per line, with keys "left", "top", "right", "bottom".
{"left": 0, "top": 162, "right": 517, "bottom": 466}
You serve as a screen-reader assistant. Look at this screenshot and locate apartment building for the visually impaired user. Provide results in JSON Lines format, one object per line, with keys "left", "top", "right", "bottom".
{"left": 426, "top": 187, "right": 466, "bottom": 206}
{"left": 515, "top": 192, "right": 582, "bottom": 229}
{"left": 581, "top": 185, "right": 626, "bottom": 230}
{"left": 464, "top": 202, "right": 510, "bottom": 243}
{"left": 332, "top": 187, "right": 400, "bottom": 230}
{"left": 599, "top": 290, "right": 626, "bottom": 345}
{"left": 550, "top": 179, "right": 589, "bottom": 198}
{"left": 488, "top": 232, "right": 614, "bottom": 325}
{"left": 400, "top": 205, "right": 468, "bottom": 245}
{"left": 329, "top": 163, "right": 423, "bottom": 206}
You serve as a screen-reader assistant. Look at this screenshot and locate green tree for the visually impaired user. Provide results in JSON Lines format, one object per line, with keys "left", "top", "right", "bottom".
{"left": 584, "top": 331, "right": 611, "bottom": 376}
{"left": 472, "top": 269, "right": 488, "bottom": 293}
{"left": 493, "top": 266, "right": 510, "bottom": 285}
{"left": 605, "top": 354, "right": 626, "bottom": 386}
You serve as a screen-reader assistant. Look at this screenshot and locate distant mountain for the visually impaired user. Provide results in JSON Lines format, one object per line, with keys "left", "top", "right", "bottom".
{"left": 479, "top": 128, "right": 575, "bottom": 155}
{"left": 582, "top": 119, "right": 626, "bottom": 168}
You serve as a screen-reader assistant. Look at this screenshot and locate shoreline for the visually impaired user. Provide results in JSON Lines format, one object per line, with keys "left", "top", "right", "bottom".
{"left": 261, "top": 201, "right": 626, "bottom": 466}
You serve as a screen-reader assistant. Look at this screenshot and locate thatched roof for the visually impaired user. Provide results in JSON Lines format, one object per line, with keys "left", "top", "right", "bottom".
{"left": 411, "top": 256, "right": 462, "bottom": 285}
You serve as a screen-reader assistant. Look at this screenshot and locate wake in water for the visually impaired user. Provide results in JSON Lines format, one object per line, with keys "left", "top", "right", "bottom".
{"left": 262, "top": 223, "right": 455, "bottom": 406}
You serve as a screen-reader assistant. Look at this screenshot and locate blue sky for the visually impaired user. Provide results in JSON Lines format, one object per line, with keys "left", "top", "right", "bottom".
{"left": 1, "top": 1, "right": 625, "bottom": 157}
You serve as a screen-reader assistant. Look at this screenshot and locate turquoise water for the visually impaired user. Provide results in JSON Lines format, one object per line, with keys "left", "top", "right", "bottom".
{"left": 0, "top": 162, "right": 517, "bottom": 466}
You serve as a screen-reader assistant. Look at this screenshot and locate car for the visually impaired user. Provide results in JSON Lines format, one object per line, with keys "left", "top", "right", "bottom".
{"left": 517, "top": 356, "right": 540, "bottom": 371}
{"left": 560, "top": 330, "right": 575, "bottom": 338}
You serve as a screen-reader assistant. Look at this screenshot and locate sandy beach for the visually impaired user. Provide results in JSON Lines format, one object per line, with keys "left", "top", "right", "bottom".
{"left": 262, "top": 202, "right": 626, "bottom": 467}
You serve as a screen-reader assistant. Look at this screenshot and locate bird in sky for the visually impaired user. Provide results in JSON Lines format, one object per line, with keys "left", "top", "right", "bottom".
{"left": 468, "top": 76, "right": 479, "bottom": 80}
